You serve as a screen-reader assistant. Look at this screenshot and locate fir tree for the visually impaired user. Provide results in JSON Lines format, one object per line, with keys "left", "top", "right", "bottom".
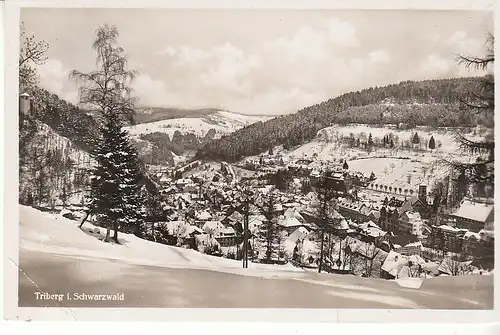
{"left": 368, "top": 133, "right": 373, "bottom": 147}
{"left": 343, "top": 160, "right": 349, "bottom": 170}
{"left": 260, "top": 190, "right": 280, "bottom": 264}
{"left": 90, "top": 113, "right": 146, "bottom": 242}
{"left": 412, "top": 132, "right": 420, "bottom": 145}
{"left": 428, "top": 135, "right": 436, "bottom": 150}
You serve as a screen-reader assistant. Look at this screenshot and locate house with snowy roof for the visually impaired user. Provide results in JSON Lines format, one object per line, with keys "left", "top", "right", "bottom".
{"left": 216, "top": 227, "right": 238, "bottom": 247}
{"left": 451, "top": 199, "right": 494, "bottom": 233}
{"left": 202, "top": 220, "right": 225, "bottom": 237}
{"left": 394, "top": 241, "right": 423, "bottom": 256}
{"left": 194, "top": 210, "right": 213, "bottom": 228}
{"left": 223, "top": 210, "right": 244, "bottom": 228}
{"left": 398, "top": 211, "right": 424, "bottom": 236}
{"left": 284, "top": 207, "right": 305, "bottom": 223}
{"left": 381, "top": 251, "right": 410, "bottom": 279}
{"left": 278, "top": 217, "right": 306, "bottom": 234}
{"left": 284, "top": 226, "right": 310, "bottom": 256}
{"left": 428, "top": 224, "right": 465, "bottom": 253}
{"left": 343, "top": 236, "right": 388, "bottom": 278}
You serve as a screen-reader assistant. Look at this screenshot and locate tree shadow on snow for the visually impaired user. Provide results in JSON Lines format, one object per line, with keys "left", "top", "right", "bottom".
{"left": 79, "top": 226, "right": 130, "bottom": 247}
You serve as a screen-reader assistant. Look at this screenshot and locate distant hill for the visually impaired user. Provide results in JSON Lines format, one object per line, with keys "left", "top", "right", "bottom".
{"left": 196, "top": 77, "right": 493, "bottom": 162}
{"left": 133, "top": 106, "right": 271, "bottom": 125}
{"left": 133, "top": 107, "right": 221, "bottom": 124}
{"left": 23, "top": 86, "right": 273, "bottom": 169}
{"left": 125, "top": 110, "right": 273, "bottom": 166}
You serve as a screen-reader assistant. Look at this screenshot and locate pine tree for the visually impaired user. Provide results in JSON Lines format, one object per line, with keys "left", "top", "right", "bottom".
{"left": 260, "top": 190, "right": 280, "bottom": 264}
{"left": 90, "top": 113, "right": 146, "bottom": 242}
{"left": 343, "top": 160, "right": 349, "bottom": 170}
{"left": 412, "top": 132, "right": 420, "bottom": 145}
{"left": 368, "top": 133, "right": 373, "bottom": 147}
{"left": 428, "top": 136, "right": 436, "bottom": 150}
{"left": 118, "top": 133, "right": 147, "bottom": 237}
{"left": 390, "top": 137, "right": 394, "bottom": 148}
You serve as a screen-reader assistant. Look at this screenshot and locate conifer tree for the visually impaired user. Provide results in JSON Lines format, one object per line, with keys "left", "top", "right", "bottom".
{"left": 368, "top": 133, "right": 373, "bottom": 147}
{"left": 412, "top": 132, "right": 420, "bottom": 145}
{"left": 428, "top": 136, "right": 436, "bottom": 150}
{"left": 260, "top": 190, "right": 280, "bottom": 264}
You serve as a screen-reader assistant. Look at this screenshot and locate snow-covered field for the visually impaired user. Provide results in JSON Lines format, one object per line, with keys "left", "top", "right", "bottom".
{"left": 282, "top": 124, "right": 492, "bottom": 162}
{"left": 16, "top": 205, "right": 494, "bottom": 313}
{"left": 272, "top": 124, "right": 493, "bottom": 193}
{"left": 19, "top": 205, "right": 304, "bottom": 279}
{"left": 125, "top": 111, "right": 272, "bottom": 139}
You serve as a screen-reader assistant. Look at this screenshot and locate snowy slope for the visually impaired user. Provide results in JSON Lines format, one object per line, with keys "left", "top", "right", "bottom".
{"left": 125, "top": 110, "right": 272, "bottom": 139}
{"left": 18, "top": 205, "right": 494, "bottom": 312}
{"left": 19, "top": 123, "right": 94, "bottom": 206}
{"left": 19, "top": 205, "right": 303, "bottom": 278}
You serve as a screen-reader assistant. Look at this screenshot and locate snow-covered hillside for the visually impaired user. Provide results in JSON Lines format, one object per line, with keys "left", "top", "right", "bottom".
{"left": 19, "top": 122, "right": 94, "bottom": 206}
{"left": 280, "top": 124, "right": 491, "bottom": 164}
{"left": 125, "top": 110, "right": 272, "bottom": 139}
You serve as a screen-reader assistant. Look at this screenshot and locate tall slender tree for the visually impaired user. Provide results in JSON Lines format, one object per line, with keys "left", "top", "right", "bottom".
{"left": 260, "top": 190, "right": 280, "bottom": 264}
{"left": 71, "top": 25, "right": 144, "bottom": 242}
{"left": 315, "top": 169, "right": 336, "bottom": 273}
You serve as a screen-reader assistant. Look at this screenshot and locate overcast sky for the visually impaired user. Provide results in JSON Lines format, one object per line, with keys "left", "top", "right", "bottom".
{"left": 21, "top": 9, "right": 493, "bottom": 115}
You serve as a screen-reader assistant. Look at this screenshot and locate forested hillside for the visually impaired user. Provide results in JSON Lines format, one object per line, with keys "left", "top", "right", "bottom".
{"left": 196, "top": 77, "right": 492, "bottom": 162}
{"left": 27, "top": 86, "right": 101, "bottom": 152}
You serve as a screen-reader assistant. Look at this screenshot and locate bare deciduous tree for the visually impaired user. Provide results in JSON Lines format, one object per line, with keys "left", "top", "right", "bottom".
{"left": 449, "top": 33, "right": 494, "bottom": 192}
{"left": 19, "top": 22, "right": 49, "bottom": 91}
{"left": 70, "top": 24, "right": 138, "bottom": 124}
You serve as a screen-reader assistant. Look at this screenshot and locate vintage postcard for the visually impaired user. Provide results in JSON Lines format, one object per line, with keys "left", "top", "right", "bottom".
{"left": 3, "top": 0, "right": 499, "bottom": 323}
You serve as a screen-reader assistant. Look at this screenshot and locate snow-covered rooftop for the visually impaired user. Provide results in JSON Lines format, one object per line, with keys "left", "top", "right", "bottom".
{"left": 453, "top": 199, "right": 494, "bottom": 223}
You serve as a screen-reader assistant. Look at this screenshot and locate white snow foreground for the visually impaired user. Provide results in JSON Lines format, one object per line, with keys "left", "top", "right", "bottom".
{"left": 19, "top": 206, "right": 304, "bottom": 279}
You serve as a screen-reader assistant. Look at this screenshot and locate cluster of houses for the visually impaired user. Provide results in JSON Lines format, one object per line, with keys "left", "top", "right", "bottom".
{"left": 134, "top": 159, "right": 494, "bottom": 277}
{"left": 55, "top": 153, "right": 493, "bottom": 279}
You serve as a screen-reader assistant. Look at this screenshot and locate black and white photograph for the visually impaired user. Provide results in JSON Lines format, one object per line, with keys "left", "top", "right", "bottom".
{"left": 4, "top": 1, "right": 498, "bottom": 321}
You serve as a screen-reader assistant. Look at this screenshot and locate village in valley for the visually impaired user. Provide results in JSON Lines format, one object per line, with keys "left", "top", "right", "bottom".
{"left": 124, "top": 127, "right": 495, "bottom": 280}
{"left": 15, "top": 9, "right": 495, "bottom": 310}
{"left": 21, "top": 95, "right": 494, "bottom": 281}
